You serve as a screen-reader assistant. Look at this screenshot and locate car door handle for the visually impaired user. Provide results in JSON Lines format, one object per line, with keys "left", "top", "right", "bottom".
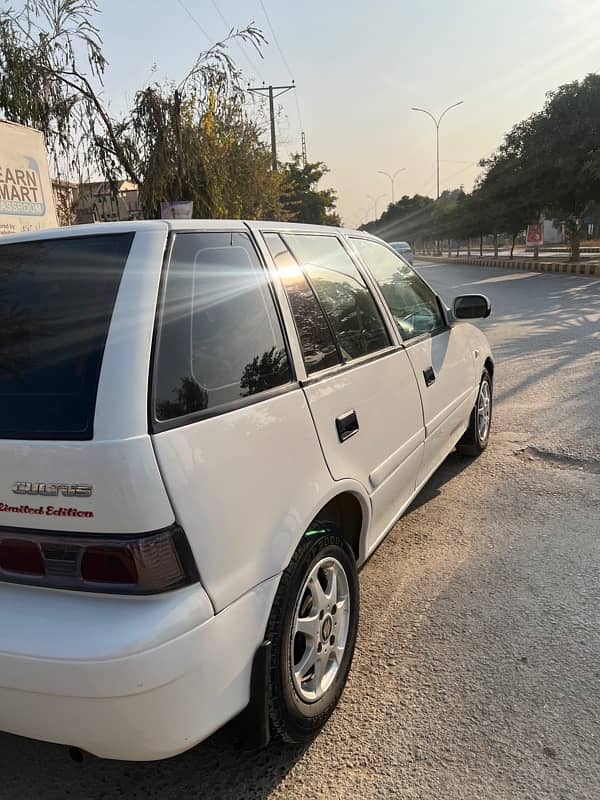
{"left": 336, "top": 410, "right": 359, "bottom": 443}
{"left": 423, "top": 366, "right": 436, "bottom": 387}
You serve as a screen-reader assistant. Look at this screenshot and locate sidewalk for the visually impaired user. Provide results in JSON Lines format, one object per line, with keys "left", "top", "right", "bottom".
{"left": 418, "top": 254, "right": 599, "bottom": 277}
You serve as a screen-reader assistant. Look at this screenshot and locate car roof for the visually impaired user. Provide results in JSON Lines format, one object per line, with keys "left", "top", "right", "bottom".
{"left": 0, "top": 219, "right": 383, "bottom": 245}
{"left": 390, "top": 241, "right": 410, "bottom": 247}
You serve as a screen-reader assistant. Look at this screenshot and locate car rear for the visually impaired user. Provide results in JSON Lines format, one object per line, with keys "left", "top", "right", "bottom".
{"left": 0, "top": 223, "right": 263, "bottom": 759}
{"left": 390, "top": 240, "right": 414, "bottom": 264}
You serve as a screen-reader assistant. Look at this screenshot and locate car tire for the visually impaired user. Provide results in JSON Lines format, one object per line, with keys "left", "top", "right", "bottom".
{"left": 456, "top": 369, "right": 493, "bottom": 456}
{"left": 267, "top": 530, "right": 359, "bottom": 744}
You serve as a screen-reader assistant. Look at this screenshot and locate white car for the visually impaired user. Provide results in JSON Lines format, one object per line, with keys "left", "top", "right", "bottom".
{"left": 390, "top": 240, "right": 414, "bottom": 263}
{"left": 0, "top": 221, "right": 493, "bottom": 760}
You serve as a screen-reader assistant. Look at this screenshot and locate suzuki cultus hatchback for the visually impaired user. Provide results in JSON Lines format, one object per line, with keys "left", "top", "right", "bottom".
{"left": 0, "top": 221, "right": 493, "bottom": 759}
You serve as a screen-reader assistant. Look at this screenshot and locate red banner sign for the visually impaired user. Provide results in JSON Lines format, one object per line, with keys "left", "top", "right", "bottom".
{"left": 526, "top": 224, "right": 543, "bottom": 247}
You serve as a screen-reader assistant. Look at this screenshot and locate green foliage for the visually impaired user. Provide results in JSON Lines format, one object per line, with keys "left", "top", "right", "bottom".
{"left": 0, "top": 0, "right": 116, "bottom": 179}
{"left": 360, "top": 194, "right": 435, "bottom": 247}
{"left": 281, "top": 155, "right": 341, "bottom": 225}
{"left": 0, "top": 2, "right": 336, "bottom": 223}
{"left": 363, "top": 74, "right": 600, "bottom": 259}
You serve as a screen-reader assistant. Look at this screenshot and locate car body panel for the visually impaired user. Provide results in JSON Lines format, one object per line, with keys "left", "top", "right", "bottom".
{"left": 301, "top": 349, "right": 425, "bottom": 552}
{"left": 404, "top": 323, "right": 478, "bottom": 485}
{"left": 0, "top": 575, "right": 280, "bottom": 760}
{"left": 151, "top": 388, "right": 336, "bottom": 612}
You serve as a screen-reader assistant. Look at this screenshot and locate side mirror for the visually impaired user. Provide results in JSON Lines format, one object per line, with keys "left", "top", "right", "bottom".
{"left": 453, "top": 294, "right": 491, "bottom": 320}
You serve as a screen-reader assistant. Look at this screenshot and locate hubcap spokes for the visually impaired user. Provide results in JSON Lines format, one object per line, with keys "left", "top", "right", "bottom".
{"left": 291, "top": 557, "right": 350, "bottom": 703}
{"left": 477, "top": 380, "right": 491, "bottom": 441}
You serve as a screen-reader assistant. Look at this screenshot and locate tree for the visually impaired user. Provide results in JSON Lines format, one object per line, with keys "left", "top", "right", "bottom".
{"left": 430, "top": 189, "right": 466, "bottom": 254}
{"left": 476, "top": 152, "right": 535, "bottom": 257}
{"left": 360, "top": 194, "right": 435, "bottom": 250}
{"left": 534, "top": 75, "right": 600, "bottom": 259}
{"left": 0, "top": 0, "right": 283, "bottom": 219}
{"left": 489, "top": 75, "right": 600, "bottom": 259}
{"left": 281, "top": 155, "right": 341, "bottom": 225}
{"left": 0, "top": 0, "right": 126, "bottom": 182}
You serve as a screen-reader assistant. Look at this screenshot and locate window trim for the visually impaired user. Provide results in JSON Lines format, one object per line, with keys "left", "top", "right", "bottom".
{"left": 275, "top": 233, "right": 345, "bottom": 368}
{"left": 299, "top": 344, "right": 402, "bottom": 388}
{"left": 347, "top": 235, "right": 450, "bottom": 343}
{"left": 149, "top": 230, "right": 297, "bottom": 434}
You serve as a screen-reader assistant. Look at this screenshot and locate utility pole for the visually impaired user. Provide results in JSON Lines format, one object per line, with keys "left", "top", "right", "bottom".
{"left": 301, "top": 131, "right": 307, "bottom": 167}
{"left": 411, "top": 101, "right": 464, "bottom": 199}
{"left": 248, "top": 82, "right": 296, "bottom": 171}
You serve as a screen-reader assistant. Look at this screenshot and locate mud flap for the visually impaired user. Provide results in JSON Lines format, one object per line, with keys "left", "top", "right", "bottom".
{"left": 236, "top": 640, "right": 272, "bottom": 749}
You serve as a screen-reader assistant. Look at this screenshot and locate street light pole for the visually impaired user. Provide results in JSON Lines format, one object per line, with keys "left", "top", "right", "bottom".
{"left": 411, "top": 101, "right": 463, "bottom": 199}
{"left": 377, "top": 167, "right": 406, "bottom": 205}
{"left": 366, "top": 193, "right": 386, "bottom": 220}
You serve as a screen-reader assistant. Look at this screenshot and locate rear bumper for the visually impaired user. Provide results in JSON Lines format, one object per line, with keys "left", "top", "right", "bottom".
{"left": 0, "top": 576, "right": 279, "bottom": 760}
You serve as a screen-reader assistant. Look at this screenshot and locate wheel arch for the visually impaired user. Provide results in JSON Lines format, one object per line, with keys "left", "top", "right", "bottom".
{"left": 282, "top": 481, "right": 371, "bottom": 572}
{"left": 306, "top": 491, "right": 367, "bottom": 563}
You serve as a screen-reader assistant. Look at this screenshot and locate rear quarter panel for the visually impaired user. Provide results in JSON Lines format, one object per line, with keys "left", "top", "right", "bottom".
{"left": 151, "top": 389, "right": 354, "bottom": 612}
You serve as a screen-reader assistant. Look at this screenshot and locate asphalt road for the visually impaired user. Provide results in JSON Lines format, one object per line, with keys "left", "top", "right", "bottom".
{"left": 3, "top": 262, "right": 600, "bottom": 800}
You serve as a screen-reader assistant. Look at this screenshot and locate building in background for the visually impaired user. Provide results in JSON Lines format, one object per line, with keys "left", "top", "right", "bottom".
{"left": 51, "top": 178, "right": 141, "bottom": 225}
{"left": 52, "top": 178, "right": 79, "bottom": 226}
{"left": 76, "top": 180, "right": 140, "bottom": 223}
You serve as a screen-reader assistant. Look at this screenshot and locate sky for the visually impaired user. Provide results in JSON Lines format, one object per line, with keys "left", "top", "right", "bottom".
{"left": 96, "top": 0, "right": 600, "bottom": 227}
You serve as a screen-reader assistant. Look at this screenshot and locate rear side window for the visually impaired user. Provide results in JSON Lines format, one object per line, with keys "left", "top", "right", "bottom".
{"left": 282, "top": 234, "right": 391, "bottom": 361}
{"left": 0, "top": 233, "right": 133, "bottom": 440}
{"left": 154, "top": 232, "right": 291, "bottom": 423}
{"left": 263, "top": 233, "right": 341, "bottom": 375}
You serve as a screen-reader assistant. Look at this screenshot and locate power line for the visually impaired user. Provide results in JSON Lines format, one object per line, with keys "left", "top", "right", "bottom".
{"left": 293, "top": 88, "right": 304, "bottom": 135}
{"left": 209, "top": 0, "right": 265, "bottom": 82}
{"left": 175, "top": 0, "right": 213, "bottom": 46}
{"left": 257, "top": 0, "right": 305, "bottom": 155}
{"left": 258, "top": 0, "right": 294, "bottom": 79}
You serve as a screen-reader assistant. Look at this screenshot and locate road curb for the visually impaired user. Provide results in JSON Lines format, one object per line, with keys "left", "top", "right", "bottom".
{"left": 419, "top": 255, "right": 599, "bottom": 277}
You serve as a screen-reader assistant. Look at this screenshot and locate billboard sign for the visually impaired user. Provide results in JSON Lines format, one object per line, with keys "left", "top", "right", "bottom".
{"left": 160, "top": 200, "right": 194, "bottom": 220}
{"left": 0, "top": 121, "right": 58, "bottom": 235}
{"left": 525, "top": 223, "right": 543, "bottom": 248}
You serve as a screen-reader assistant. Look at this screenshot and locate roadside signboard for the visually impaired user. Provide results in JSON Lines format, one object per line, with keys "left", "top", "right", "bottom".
{"left": 160, "top": 200, "right": 194, "bottom": 220}
{"left": 0, "top": 120, "right": 58, "bottom": 235}
{"left": 526, "top": 223, "right": 544, "bottom": 248}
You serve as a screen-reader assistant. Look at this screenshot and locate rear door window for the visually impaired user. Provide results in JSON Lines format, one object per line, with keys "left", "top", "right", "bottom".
{"left": 154, "top": 232, "right": 291, "bottom": 424}
{"left": 0, "top": 233, "right": 133, "bottom": 440}
{"left": 282, "top": 234, "right": 391, "bottom": 361}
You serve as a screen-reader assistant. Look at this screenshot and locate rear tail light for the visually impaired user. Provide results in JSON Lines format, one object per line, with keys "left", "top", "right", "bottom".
{"left": 0, "top": 525, "right": 198, "bottom": 594}
{"left": 0, "top": 539, "right": 45, "bottom": 576}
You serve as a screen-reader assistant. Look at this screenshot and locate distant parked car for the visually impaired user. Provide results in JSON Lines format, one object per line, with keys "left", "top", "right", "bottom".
{"left": 390, "top": 241, "right": 414, "bottom": 264}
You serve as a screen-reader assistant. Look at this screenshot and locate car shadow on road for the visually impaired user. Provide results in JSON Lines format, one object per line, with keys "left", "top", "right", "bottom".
{"left": 0, "top": 720, "right": 309, "bottom": 800}
{"left": 405, "top": 451, "right": 475, "bottom": 515}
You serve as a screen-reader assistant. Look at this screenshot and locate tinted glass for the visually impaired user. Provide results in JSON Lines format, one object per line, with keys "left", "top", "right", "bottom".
{"left": 263, "top": 233, "right": 341, "bottom": 374}
{"left": 155, "top": 232, "right": 291, "bottom": 422}
{"left": 0, "top": 233, "right": 133, "bottom": 439}
{"left": 351, "top": 238, "right": 445, "bottom": 340}
{"left": 282, "top": 234, "right": 390, "bottom": 361}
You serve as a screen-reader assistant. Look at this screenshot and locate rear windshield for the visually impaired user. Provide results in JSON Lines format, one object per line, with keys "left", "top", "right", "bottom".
{"left": 0, "top": 233, "right": 133, "bottom": 440}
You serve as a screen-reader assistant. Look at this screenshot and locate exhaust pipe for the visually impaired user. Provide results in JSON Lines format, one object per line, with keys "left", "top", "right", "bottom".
{"left": 68, "top": 747, "right": 84, "bottom": 763}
